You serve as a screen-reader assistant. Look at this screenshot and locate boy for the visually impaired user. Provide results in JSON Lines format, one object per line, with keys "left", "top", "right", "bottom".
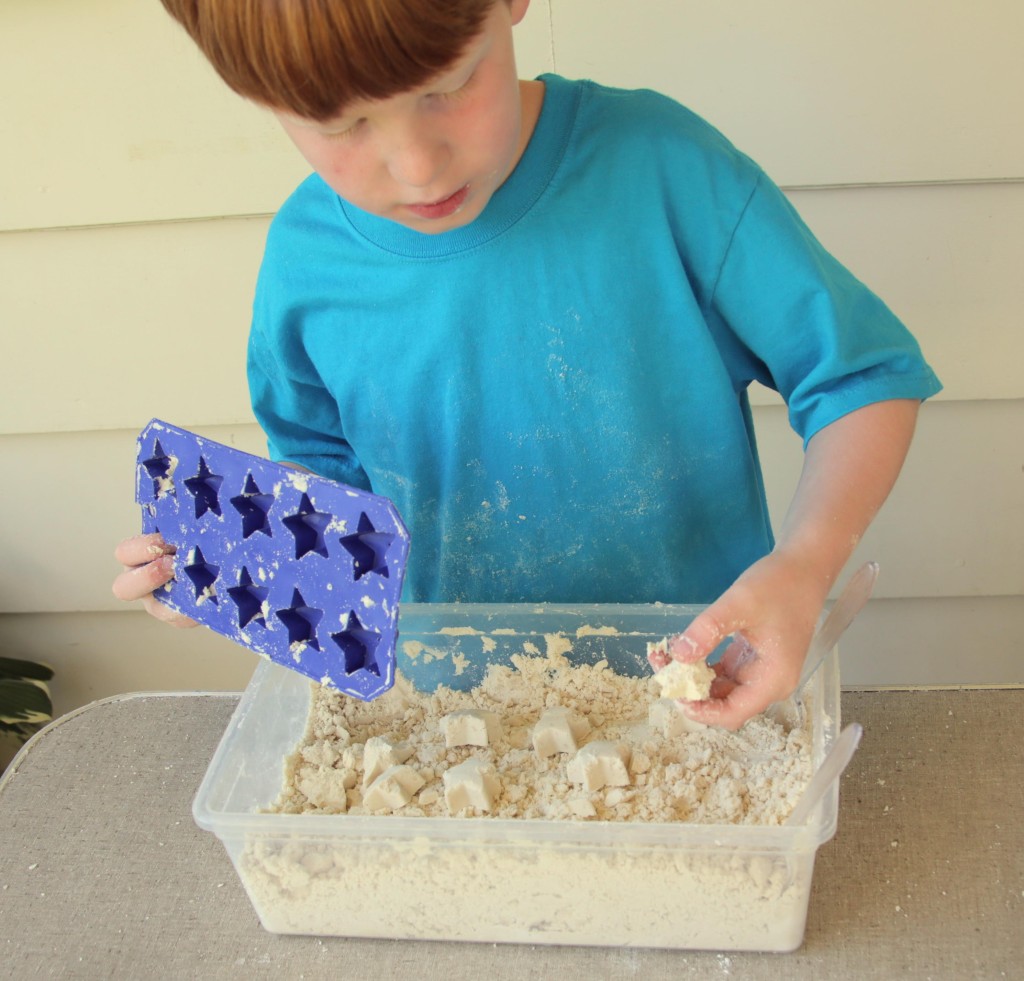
{"left": 113, "top": 0, "right": 941, "bottom": 729}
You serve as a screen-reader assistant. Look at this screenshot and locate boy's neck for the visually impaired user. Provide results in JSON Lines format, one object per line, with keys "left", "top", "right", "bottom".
{"left": 514, "top": 79, "right": 546, "bottom": 173}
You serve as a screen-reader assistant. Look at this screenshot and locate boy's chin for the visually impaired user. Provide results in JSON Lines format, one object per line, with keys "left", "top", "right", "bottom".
{"left": 390, "top": 208, "right": 479, "bottom": 236}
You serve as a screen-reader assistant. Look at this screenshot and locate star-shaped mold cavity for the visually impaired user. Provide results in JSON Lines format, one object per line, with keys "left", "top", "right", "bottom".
{"left": 276, "top": 588, "right": 323, "bottom": 651}
{"left": 183, "top": 456, "right": 224, "bottom": 519}
{"left": 226, "top": 566, "right": 269, "bottom": 629}
{"left": 282, "top": 493, "right": 332, "bottom": 559}
{"left": 141, "top": 440, "right": 176, "bottom": 500}
{"left": 230, "top": 474, "right": 274, "bottom": 539}
{"left": 183, "top": 547, "right": 219, "bottom": 605}
{"left": 339, "top": 512, "right": 395, "bottom": 581}
{"left": 330, "top": 611, "right": 383, "bottom": 676}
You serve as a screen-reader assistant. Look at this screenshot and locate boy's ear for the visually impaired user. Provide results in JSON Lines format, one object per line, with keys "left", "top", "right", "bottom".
{"left": 509, "top": 0, "right": 531, "bottom": 27}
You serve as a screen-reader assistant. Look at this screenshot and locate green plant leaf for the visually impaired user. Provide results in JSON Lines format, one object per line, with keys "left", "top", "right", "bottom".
{"left": 0, "top": 678, "right": 53, "bottom": 726}
{"left": 0, "top": 721, "right": 39, "bottom": 743}
{"left": 0, "top": 656, "right": 54, "bottom": 682}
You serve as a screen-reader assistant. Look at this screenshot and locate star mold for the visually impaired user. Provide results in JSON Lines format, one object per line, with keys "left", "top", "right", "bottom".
{"left": 135, "top": 419, "right": 410, "bottom": 700}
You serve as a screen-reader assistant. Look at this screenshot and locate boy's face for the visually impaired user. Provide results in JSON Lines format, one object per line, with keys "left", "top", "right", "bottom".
{"left": 275, "top": 0, "right": 536, "bottom": 235}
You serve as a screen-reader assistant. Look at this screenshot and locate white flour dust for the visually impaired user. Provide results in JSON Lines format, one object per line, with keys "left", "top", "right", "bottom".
{"left": 272, "top": 636, "right": 810, "bottom": 824}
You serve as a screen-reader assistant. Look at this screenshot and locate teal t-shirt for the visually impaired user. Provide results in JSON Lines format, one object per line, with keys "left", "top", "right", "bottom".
{"left": 248, "top": 74, "right": 941, "bottom": 604}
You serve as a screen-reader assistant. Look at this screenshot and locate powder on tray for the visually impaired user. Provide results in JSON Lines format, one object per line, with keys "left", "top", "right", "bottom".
{"left": 271, "top": 634, "right": 811, "bottom": 825}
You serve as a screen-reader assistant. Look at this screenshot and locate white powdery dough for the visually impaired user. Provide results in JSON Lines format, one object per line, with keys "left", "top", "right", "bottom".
{"left": 441, "top": 709, "right": 501, "bottom": 748}
{"left": 362, "top": 765, "right": 425, "bottom": 811}
{"left": 443, "top": 757, "right": 501, "bottom": 813}
{"left": 649, "top": 698, "right": 707, "bottom": 736}
{"left": 240, "top": 829, "right": 813, "bottom": 948}
{"left": 272, "top": 642, "right": 811, "bottom": 824}
{"left": 649, "top": 640, "right": 715, "bottom": 701}
{"left": 294, "top": 766, "right": 350, "bottom": 812}
{"left": 566, "top": 741, "right": 632, "bottom": 792}
{"left": 250, "top": 639, "right": 819, "bottom": 949}
{"left": 361, "top": 736, "right": 414, "bottom": 789}
{"left": 532, "top": 706, "right": 591, "bottom": 757}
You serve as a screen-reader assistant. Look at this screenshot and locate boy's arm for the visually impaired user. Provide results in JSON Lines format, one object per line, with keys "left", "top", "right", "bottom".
{"left": 651, "top": 398, "right": 921, "bottom": 730}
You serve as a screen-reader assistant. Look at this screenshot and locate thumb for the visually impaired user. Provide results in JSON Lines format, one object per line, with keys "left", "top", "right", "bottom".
{"left": 668, "top": 603, "right": 739, "bottom": 663}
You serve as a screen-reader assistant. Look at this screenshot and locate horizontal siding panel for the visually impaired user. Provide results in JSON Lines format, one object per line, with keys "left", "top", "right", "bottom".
{"left": 553, "top": 0, "right": 1024, "bottom": 187}
{"left": 2, "top": 181, "right": 1020, "bottom": 437}
{"left": 0, "top": 400, "right": 1018, "bottom": 616}
{"left": 782, "top": 182, "right": 1024, "bottom": 404}
{"left": 1, "top": 0, "right": 553, "bottom": 231}
{"left": 5, "top": 1, "right": 1021, "bottom": 230}
{"left": 1, "top": 0, "right": 1015, "bottom": 711}
{"left": 0, "top": 424, "right": 268, "bottom": 617}
{"left": 1, "top": 0, "right": 305, "bottom": 231}
{"left": 836, "top": 595, "right": 1024, "bottom": 689}
{"left": 756, "top": 400, "right": 1024, "bottom": 600}
{"left": 0, "top": 217, "right": 267, "bottom": 436}
{"left": 0, "top": 596, "right": 1019, "bottom": 718}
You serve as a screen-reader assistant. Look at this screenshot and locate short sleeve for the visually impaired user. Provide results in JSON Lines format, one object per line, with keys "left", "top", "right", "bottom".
{"left": 707, "top": 173, "right": 942, "bottom": 445}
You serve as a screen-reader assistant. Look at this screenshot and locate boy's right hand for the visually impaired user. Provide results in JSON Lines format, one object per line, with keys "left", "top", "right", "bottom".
{"left": 112, "top": 533, "right": 197, "bottom": 627}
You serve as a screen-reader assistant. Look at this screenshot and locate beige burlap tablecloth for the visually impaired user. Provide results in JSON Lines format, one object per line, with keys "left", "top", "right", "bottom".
{"left": 1, "top": 688, "right": 1020, "bottom": 979}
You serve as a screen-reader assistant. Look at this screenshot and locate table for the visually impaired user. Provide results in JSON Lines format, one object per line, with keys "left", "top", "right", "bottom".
{"left": 1, "top": 688, "right": 1021, "bottom": 979}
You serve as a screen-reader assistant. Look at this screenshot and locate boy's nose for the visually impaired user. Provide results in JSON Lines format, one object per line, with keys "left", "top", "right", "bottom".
{"left": 385, "top": 125, "right": 450, "bottom": 188}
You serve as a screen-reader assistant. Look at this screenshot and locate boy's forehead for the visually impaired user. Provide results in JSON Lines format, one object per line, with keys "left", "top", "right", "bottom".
{"left": 287, "top": 22, "right": 488, "bottom": 125}
{"left": 227, "top": 0, "right": 517, "bottom": 125}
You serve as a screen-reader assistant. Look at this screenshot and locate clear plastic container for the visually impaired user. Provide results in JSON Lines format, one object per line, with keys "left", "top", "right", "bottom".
{"left": 193, "top": 603, "right": 842, "bottom": 951}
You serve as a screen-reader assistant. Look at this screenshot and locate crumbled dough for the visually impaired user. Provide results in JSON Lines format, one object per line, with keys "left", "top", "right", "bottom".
{"left": 648, "top": 640, "right": 715, "bottom": 701}
{"left": 566, "top": 741, "right": 632, "bottom": 792}
{"left": 273, "top": 642, "right": 811, "bottom": 824}
{"left": 361, "top": 736, "right": 414, "bottom": 789}
{"left": 443, "top": 757, "right": 501, "bottom": 813}
{"left": 441, "top": 709, "right": 501, "bottom": 748}
{"left": 362, "top": 765, "right": 425, "bottom": 811}
{"left": 532, "top": 706, "right": 591, "bottom": 757}
{"left": 649, "top": 698, "right": 707, "bottom": 736}
{"left": 247, "top": 639, "right": 820, "bottom": 949}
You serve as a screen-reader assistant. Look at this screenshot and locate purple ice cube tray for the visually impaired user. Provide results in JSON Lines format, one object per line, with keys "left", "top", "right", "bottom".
{"left": 135, "top": 419, "right": 410, "bottom": 700}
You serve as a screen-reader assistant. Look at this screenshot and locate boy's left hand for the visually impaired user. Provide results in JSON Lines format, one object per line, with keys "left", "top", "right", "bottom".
{"left": 647, "top": 551, "right": 830, "bottom": 730}
{"left": 651, "top": 398, "right": 921, "bottom": 729}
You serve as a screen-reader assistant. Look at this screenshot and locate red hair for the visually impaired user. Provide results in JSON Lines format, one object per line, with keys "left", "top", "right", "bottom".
{"left": 159, "top": 0, "right": 500, "bottom": 120}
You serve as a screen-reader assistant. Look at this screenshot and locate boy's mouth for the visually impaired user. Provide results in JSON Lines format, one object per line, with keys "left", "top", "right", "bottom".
{"left": 406, "top": 185, "right": 470, "bottom": 221}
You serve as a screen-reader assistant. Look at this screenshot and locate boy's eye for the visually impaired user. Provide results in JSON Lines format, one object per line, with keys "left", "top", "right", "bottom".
{"left": 323, "top": 118, "right": 364, "bottom": 139}
{"left": 432, "top": 69, "right": 476, "bottom": 101}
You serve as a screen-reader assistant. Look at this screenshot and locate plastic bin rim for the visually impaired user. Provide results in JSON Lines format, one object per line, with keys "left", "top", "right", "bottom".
{"left": 192, "top": 796, "right": 833, "bottom": 848}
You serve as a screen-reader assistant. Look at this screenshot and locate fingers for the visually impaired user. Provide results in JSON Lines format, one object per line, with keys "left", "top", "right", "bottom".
{"left": 679, "top": 686, "right": 770, "bottom": 732}
{"left": 648, "top": 608, "right": 728, "bottom": 670}
{"left": 718, "top": 634, "right": 758, "bottom": 675}
{"left": 667, "top": 607, "right": 731, "bottom": 662}
{"left": 111, "top": 533, "right": 198, "bottom": 628}
{"left": 682, "top": 638, "right": 794, "bottom": 731}
{"left": 113, "top": 532, "right": 174, "bottom": 567}
{"left": 140, "top": 592, "right": 198, "bottom": 628}
{"left": 646, "top": 646, "right": 671, "bottom": 671}
{"left": 657, "top": 559, "right": 818, "bottom": 729}
{"left": 649, "top": 608, "right": 729, "bottom": 672}
{"left": 111, "top": 551, "right": 176, "bottom": 602}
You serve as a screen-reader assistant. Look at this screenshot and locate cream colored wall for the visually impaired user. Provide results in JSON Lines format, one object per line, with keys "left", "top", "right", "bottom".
{"left": 1, "top": 0, "right": 1021, "bottom": 717}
